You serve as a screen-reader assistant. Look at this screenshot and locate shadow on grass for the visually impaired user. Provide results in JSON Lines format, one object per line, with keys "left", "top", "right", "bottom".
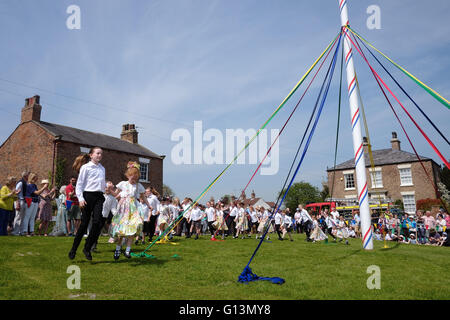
{"left": 379, "top": 242, "right": 401, "bottom": 251}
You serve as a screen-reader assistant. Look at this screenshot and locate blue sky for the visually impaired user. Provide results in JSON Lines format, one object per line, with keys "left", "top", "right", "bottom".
{"left": 0, "top": 0, "right": 449, "bottom": 202}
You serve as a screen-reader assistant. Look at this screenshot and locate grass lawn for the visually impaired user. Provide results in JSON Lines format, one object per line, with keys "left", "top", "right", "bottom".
{"left": 0, "top": 233, "right": 448, "bottom": 300}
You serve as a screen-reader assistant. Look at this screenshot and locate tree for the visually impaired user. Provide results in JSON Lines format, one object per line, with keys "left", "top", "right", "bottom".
{"left": 162, "top": 184, "right": 175, "bottom": 198}
{"left": 440, "top": 164, "right": 450, "bottom": 190}
{"left": 278, "top": 181, "right": 321, "bottom": 213}
{"left": 320, "top": 182, "right": 330, "bottom": 201}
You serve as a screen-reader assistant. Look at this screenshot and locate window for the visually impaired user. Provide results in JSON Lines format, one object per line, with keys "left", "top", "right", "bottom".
{"left": 402, "top": 194, "right": 416, "bottom": 214}
{"left": 344, "top": 173, "right": 355, "bottom": 190}
{"left": 139, "top": 157, "right": 150, "bottom": 182}
{"left": 399, "top": 167, "right": 413, "bottom": 186}
{"left": 369, "top": 168, "right": 383, "bottom": 188}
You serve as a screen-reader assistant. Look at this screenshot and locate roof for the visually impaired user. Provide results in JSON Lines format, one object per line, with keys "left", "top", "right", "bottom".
{"left": 35, "top": 121, "right": 164, "bottom": 159}
{"left": 327, "top": 148, "right": 431, "bottom": 171}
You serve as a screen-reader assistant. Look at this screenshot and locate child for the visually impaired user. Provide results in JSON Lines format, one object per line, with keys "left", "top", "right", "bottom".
{"left": 205, "top": 201, "right": 216, "bottom": 239}
{"left": 281, "top": 211, "right": 294, "bottom": 241}
{"left": 189, "top": 202, "right": 204, "bottom": 240}
{"left": 235, "top": 202, "right": 248, "bottom": 239}
{"left": 49, "top": 185, "right": 68, "bottom": 236}
{"left": 214, "top": 203, "right": 228, "bottom": 240}
{"left": 157, "top": 197, "right": 172, "bottom": 240}
{"left": 135, "top": 198, "right": 150, "bottom": 245}
{"left": 274, "top": 209, "right": 284, "bottom": 241}
{"left": 69, "top": 147, "right": 106, "bottom": 261}
{"left": 110, "top": 162, "right": 151, "bottom": 260}
{"left": 90, "top": 181, "right": 118, "bottom": 251}
{"left": 336, "top": 216, "right": 349, "bottom": 245}
{"left": 256, "top": 207, "right": 272, "bottom": 240}
{"left": 310, "top": 216, "right": 328, "bottom": 242}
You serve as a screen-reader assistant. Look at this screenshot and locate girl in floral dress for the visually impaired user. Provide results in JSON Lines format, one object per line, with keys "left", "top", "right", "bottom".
{"left": 110, "top": 162, "right": 152, "bottom": 260}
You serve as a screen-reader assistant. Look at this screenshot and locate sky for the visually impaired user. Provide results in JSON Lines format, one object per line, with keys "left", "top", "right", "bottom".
{"left": 0, "top": 0, "right": 449, "bottom": 203}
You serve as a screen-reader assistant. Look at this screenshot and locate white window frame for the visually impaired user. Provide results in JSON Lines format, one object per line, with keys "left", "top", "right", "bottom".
{"left": 139, "top": 158, "right": 150, "bottom": 182}
{"left": 401, "top": 191, "right": 416, "bottom": 214}
{"left": 398, "top": 164, "right": 413, "bottom": 186}
{"left": 343, "top": 170, "right": 356, "bottom": 190}
{"left": 80, "top": 147, "right": 90, "bottom": 154}
{"left": 369, "top": 167, "right": 383, "bottom": 189}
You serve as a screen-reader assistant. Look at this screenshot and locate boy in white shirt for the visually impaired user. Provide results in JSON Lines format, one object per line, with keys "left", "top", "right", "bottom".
{"left": 189, "top": 202, "right": 204, "bottom": 240}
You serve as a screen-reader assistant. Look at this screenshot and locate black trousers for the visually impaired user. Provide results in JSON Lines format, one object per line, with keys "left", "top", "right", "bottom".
{"left": 275, "top": 224, "right": 282, "bottom": 239}
{"left": 176, "top": 217, "right": 191, "bottom": 237}
{"left": 148, "top": 215, "right": 158, "bottom": 239}
{"left": 303, "top": 221, "right": 312, "bottom": 240}
{"left": 71, "top": 191, "right": 105, "bottom": 252}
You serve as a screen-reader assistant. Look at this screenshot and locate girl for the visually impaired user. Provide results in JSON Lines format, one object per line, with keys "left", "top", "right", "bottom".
{"left": 157, "top": 197, "right": 172, "bottom": 241}
{"left": 310, "top": 216, "right": 328, "bottom": 242}
{"left": 110, "top": 162, "right": 151, "bottom": 259}
{"left": 37, "top": 180, "right": 56, "bottom": 236}
{"left": 335, "top": 216, "right": 349, "bottom": 245}
{"left": 50, "top": 185, "right": 69, "bottom": 236}
{"left": 68, "top": 147, "right": 106, "bottom": 261}
{"left": 214, "top": 203, "right": 228, "bottom": 240}
{"left": 0, "top": 177, "right": 19, "bottom": 235}
{"left": 168, "top": 197, "right": 181, "bottom": 240}
{"left": 248, "top": 206, "right": 259, "bottom": 237}
{"left": 256, "top": 207, "right": 273, "bottom": 240}
{"left": 281, "top": 211, "right": 294, "bottom": 241}
{"left": 234, "top": 202, "right": 248, "bottom": 239}
{"left": 135, "top": 197, "right": 149, "bottom": 245}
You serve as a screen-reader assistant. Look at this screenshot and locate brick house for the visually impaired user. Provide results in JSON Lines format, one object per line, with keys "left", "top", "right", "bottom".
{"left": 0, "top": 95, "right": 165, "bottom": 193}
{"left": 326, "top": 132, "right": 441, "bottom": 214}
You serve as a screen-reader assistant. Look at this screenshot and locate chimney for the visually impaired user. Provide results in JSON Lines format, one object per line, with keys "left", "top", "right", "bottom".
{"left": 121, "top": 124, "right": 138, "bottom": 144}
{"left": 362, "top": 136, "right": 369, "bottom": 154}
{"left": 391, "top": 132, "right": 401, "bottom": 151}
{"left": 21, "top": 95, "right": 42, "bottom": 123}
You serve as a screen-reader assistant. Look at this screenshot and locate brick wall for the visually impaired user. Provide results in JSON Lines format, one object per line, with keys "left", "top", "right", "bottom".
{"left": 0, "top": 122, "right": 55, "bottom": 185}
{"left": 0, "top": 122, "right": 164, "bottom": 195}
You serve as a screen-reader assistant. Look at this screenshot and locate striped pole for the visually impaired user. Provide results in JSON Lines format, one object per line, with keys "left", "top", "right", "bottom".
{"left": 338, "top": 0, "right": 373, "bottom": 250}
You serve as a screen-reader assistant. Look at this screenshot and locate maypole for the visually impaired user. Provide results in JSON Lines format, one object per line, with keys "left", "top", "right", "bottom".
{"left": 338, "top": 0, "right": 373, "bottom": 250}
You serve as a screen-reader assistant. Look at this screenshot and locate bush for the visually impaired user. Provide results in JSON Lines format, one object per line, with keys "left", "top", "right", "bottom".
{"left": 416, "top": 198, "right": 441, "bottom": 211}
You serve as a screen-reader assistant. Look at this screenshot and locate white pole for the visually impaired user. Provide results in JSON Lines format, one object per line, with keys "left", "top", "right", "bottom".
{"left": 338, "top": 0, "right": 373, "bottom": 250}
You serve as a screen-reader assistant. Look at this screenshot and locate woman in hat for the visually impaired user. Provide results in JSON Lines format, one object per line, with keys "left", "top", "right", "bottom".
{"left": 37, "top": 180, "right": 56, "bottom": 236}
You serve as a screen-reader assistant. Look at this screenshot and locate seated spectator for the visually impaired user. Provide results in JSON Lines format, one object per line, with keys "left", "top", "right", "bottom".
{"left": 373, "top": 230, "right": 382, "bottom": 241}
{"left": 409, "top": 233, "right": 417, "bottom": 245}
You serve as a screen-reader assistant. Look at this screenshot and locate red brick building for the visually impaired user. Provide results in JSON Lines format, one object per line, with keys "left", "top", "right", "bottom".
{"left": 0, "top": 95, "right": 165, "bottom": 193}
{"left": 326, "top": 132, "right": 441, "bottom": 214}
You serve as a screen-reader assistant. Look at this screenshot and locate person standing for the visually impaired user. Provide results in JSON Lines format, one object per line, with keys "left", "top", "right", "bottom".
{"left": 205, "top": 201, "right": 216, "bottom": 239}
{"left": 274, "top": 209, "right": 284, "bottom": 241}
{"left": 68, "top": 147, "right": 106, "bottom": 261}
{"left": 0, "top": 177, "right": 19, "bottom": 235}
{"left": 11, "top": 171, "right": 29, "bottom": 236}
{"left": 299, "top": 205, "right": 313, "bottom": 241}
{"left": 146, "top": 187, "right": 160, "bottom": 242}
{"left": 37, "top": 180, "right": 57, "bottom": 236}
{"left": 23, "top": 173, "right": 47, "bottom": 236}
{"left": 66, "top": 177, "right": 81, "bottom": 236}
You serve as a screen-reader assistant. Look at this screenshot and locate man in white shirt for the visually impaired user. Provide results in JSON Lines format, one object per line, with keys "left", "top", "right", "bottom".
{"left": 331, "top": 208, "right": 340, "bottom": 220}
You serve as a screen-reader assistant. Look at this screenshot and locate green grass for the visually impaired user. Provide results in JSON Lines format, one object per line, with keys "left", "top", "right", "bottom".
{"left": 0, "top": 233, "right": 448, "bottom": 300}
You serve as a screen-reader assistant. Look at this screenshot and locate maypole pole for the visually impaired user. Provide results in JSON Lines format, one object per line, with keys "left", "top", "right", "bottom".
{"left": 338, "top": 0, "right": 373, "bottom": 250}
